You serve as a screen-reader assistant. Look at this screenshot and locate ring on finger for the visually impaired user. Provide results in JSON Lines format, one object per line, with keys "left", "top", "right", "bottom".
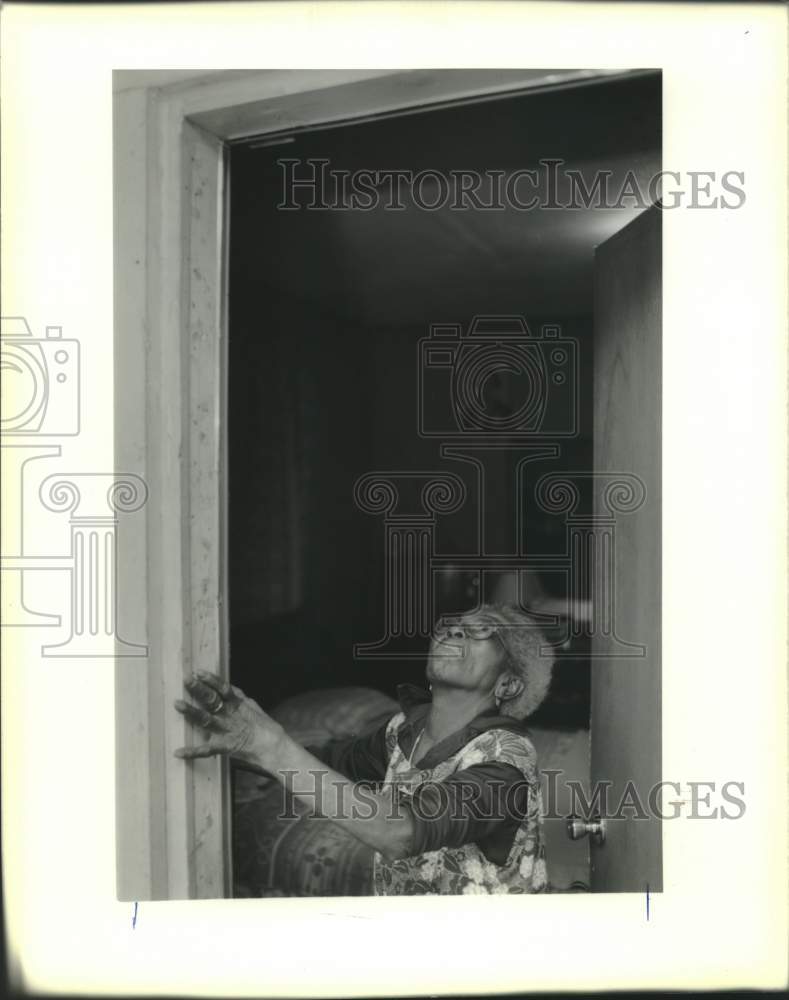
{"left": 208, "top": 697, "right": 225, "bottom": 715}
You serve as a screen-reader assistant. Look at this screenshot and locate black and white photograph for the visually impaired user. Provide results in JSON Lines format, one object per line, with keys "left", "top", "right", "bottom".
{"left": 112, "top": 66, "right": 666, "bottom": 901}
{"left": 2, "top": 2, "right": 786, "bottom": 995}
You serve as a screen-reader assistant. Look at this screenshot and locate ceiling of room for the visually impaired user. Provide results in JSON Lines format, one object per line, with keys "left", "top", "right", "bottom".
{"left": 231, "top": 70, "right": 662, "bottom": 329}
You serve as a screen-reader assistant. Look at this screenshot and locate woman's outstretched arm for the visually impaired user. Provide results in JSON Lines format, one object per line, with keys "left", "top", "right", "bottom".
{"left": 174, "top": 670, "right": 413, "bottom": 861}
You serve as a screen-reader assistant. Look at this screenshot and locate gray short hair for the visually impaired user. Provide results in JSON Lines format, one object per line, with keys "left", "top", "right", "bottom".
{"left": 477, "top": 603, "right": 554, "bottom": 719}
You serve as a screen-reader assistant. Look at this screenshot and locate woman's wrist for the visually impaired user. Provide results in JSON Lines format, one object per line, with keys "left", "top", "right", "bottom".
{"left": 244, "top": 719, "right": 288, "bottom": 771}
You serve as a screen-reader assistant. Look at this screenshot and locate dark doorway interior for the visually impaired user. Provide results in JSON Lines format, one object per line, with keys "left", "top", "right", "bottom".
{"left": 227, "top": 71, "right": 661, "bottom": 729}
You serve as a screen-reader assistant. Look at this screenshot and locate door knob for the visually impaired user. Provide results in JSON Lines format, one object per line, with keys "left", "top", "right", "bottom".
{"left": 566, "top": 816, "right": 606, "bottom": 845}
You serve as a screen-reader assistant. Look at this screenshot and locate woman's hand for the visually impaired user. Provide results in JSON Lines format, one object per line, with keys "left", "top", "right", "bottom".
{"left": 174, "top": 671, "right": 285, "bottom": 769}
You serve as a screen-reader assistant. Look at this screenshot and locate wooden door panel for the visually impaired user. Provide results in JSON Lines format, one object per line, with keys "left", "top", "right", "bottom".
{"left": 591, "top": 206, "right": 662, "bottom": 891}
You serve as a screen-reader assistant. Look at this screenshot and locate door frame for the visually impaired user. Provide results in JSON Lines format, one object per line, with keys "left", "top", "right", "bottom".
{"left": 113, "top": 67, "right": 642, "bottom": 900}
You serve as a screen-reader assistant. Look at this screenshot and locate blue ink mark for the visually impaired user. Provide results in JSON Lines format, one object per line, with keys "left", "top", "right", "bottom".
{"left": 645, "top": 883, "right": 650, "bottom": 921}
{"left": 132, "top": 901, "right": 138, "bottom": 929}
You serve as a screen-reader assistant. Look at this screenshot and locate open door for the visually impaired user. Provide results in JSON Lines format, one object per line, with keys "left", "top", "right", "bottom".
{"left": 589, "top": 206, "right": 662, "bottom": 891}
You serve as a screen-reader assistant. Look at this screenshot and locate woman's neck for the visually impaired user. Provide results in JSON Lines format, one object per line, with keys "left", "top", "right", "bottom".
{"left": 424, "top": 684, "right": 496, "bottom": 742}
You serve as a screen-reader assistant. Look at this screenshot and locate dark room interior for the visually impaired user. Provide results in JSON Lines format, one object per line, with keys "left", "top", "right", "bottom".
{"left": 227, "top": 70, "right": 661, "bottom": 730}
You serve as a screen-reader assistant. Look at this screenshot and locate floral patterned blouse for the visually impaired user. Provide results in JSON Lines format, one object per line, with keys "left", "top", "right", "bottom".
{"left": 373, "top": 709, "right": 548, "bottom": 895}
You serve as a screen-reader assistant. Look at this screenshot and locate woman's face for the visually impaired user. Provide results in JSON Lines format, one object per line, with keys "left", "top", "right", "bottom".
{"left": 426, "top": 611, "right": 508, "bottom": 695}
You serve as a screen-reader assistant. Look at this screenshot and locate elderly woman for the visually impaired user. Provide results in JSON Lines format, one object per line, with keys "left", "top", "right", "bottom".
{"left": 175, "top": 603, "right": 554, "bottom": 895}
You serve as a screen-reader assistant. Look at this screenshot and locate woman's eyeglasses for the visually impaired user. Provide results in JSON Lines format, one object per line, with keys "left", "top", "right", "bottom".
{"left": 432, "top": 620, "right": 501, "bottom": 642}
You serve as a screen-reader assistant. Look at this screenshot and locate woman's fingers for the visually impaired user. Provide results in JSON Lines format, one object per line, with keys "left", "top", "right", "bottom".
{"left": 194, "top": 670, "right": 235, "bottom": 702}
{"left": 183, "top": 675, "right": 226, "bottom": 713}
{"left": 174, "top": 698, "right": 227, "bottom": 733}
{"left": 174, "top": 743, "right": 219, "bottom": 759}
